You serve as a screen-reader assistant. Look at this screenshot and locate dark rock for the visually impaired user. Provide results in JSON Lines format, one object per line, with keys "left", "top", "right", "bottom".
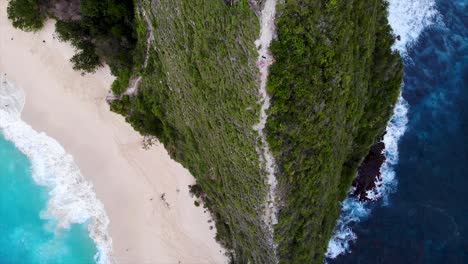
{"left": 352, "top": 141, "right": 386, "bottom": 201}
{"left": 45, "top": 0, "right": 81, "bottom": 21}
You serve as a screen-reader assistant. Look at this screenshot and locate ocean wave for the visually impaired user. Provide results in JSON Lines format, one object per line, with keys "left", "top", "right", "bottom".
{"left": 388, "top": 0, "right": 441, "bottom": 54}
{"left": 325, "top": 196, "right": 370, "bottom": 259}
{"left": 325, "top": 0, "right": 441, "bottom": 260}
{"left": 366, "top": 95, "right": 409, "bottom": 203}
{"left": 0, "top": 75, "right": 113, "bottom": 264}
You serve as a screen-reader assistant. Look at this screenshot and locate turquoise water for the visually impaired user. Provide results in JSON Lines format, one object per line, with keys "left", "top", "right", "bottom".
{"left": 0, "top": 134, "right": 97, "bottom": 264}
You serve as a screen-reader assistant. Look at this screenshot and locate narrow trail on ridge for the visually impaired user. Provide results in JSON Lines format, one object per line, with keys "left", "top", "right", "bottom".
{"left": 123, "top": 7, "right": 155, "bottom": 97}
{"left": 107, "top": 7, "right": 154, "bottom": 102}
{"left": 253, "top": 0, "right": 279, "bottom": 252}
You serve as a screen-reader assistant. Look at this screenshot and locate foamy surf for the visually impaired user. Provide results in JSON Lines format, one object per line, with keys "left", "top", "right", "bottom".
{"left": 0, "top": 75, "right": 113, "bottom": 264}
{"left": 366, "top": 95, "right": 409, "bottom": 203}
{"left": 325, "top": 0, "right": 441, "bottom": 259}
{"left": 387, "top": 0, "right": 441, "bottom": 54}
{"left": 325, "top": 95, "right": 408, "bottom": 259}
{"left": 325, "top": 197, "right": 369, "bottom": 259}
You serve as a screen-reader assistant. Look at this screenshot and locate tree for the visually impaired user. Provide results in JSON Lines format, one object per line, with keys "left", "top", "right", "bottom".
{"left": 70, "top": 41, "right": 102, "bottom": 74}
{"left": 7, "top": 0, "right": 45, "bottom": 32}
{"left": 55, "top": 20, "right": 84, "bottom": 44}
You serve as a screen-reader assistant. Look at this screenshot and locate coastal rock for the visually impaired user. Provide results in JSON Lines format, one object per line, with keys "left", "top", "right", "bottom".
{"left": 352, "top": 141, "right": 386, "bottom": 201}
{"left": 46, "top": 0, "right": 81, "bottom": 21}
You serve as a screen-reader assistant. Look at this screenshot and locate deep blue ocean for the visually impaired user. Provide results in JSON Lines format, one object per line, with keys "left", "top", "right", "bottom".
{"left": 0, "top": 135, "right": 97, "bottom": 264}
{"left": 330, "top": 0, "right": 468, "bottom": 263}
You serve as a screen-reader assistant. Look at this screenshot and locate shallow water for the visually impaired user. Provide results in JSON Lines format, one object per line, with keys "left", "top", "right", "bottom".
{"left": 0, "top": 135, "right": 97, "bottom": 264}
{"left": 0, "top": 75, "right": 112, "bottom": 263}
{"left": 329, "top": 0, "right": 468, "bottom": 262}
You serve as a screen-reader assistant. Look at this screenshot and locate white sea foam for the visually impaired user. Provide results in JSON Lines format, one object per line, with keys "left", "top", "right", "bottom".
{"left": 325, "top": 0, "right": 441, "bottom": 259}
{"left": 388, "top": 0, "right": 441, "bottom": 53}
{"left": 325, "top": 197, "right": 370, "bottom": 259}
{"left": 366, "top": 95, "right": 409, "bottom": 203}
{"left": 0, "top": 75, "right": 113, "bottom": 264}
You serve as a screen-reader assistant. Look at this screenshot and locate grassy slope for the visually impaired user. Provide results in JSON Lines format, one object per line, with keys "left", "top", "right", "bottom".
{"left": 111, "top": 0, "right": 276, "bottom": 262}
{"left": 8, "top": 0, "right": 402, "bottom": 262}
{"left": 267, "top": 0, "right": 402, "bottom": 263}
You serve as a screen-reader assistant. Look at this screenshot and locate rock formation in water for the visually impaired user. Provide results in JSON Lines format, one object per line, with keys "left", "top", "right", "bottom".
{"left": 352, "top": 141, "right": 386, "bottom": 201}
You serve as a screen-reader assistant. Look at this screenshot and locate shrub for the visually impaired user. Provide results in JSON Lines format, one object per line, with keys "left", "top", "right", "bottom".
{"left": 70, "top": 41, "right": 101, "bottom": 73}
{"left": 55, "top": 20, "right": 84, "bottom": 44}
{"left": 7, "top": 0, "right": 45, "bottom": 31}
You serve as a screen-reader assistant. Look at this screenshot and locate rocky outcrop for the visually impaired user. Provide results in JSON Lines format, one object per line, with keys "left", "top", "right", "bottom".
{"left": 46, "top": 0, "right": 81, "bottom": 21}
{"left": 352, "top": 141, "right": 386, "bottom": 201}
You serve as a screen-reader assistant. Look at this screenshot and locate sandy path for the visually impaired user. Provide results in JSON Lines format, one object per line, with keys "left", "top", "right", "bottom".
{"left": 0, "top": 1, "right": 225, "bottom": 263}
{"left": 253, "top": 0, "right": 279, "bottom": 248}
{"left": 121, "top": 7, "right": 154, "bottom": 97}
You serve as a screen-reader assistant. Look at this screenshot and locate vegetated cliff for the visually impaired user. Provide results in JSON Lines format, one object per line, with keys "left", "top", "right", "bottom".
{"left": 111, "top": 1, "right": 276, "bottom": 262}
{"left": 7, "top": 0, "right": 137, "bottom": 75}
{"left": 266, "top": 0, "right": 402, "bottom": 263}
{"left": 352, "top": 140, "right": 386, "bottom": 201}
{"left": 7, "top": 0, "right": 402, "bottom": 263}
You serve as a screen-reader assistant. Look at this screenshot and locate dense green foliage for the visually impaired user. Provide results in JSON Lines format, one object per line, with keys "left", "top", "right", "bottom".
{"left": 267, "top": 0, "right": 402, "bottom": 263}
{"left": 111, "top": 0, "right": 275, "bottom": 262}
{"left": 69, "top": 40, "right": 101, "bottom": 73}
{"left": 7, "top": 0, "right": 45, "bottom": 31}
{"left": 8, "top": 0, "right": 402, "bottom": 262}
{"left": 55, "top": 0, "right": 136, "bottom": 74}
{"left": 7, "top": 0, "right": 136, "bottom": 74}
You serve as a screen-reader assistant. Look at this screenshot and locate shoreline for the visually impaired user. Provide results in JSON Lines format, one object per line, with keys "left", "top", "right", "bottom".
{"left": 351, "top": 141, "right": 386, "bottom": 201}
{"left": 0, "top": 1, "right": 226, "bottom": 263}
{"left": 0, "top": 75, "right": 112, "bottom": 263}
{"left": 326, "top": 0, "right": 439, "bottom": 258}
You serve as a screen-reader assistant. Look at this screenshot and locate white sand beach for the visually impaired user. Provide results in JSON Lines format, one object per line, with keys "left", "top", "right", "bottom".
{"left": 0, "top": 1, "right": 225, "bottom": 263}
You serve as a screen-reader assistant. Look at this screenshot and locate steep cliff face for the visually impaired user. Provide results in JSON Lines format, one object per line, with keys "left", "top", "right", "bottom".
{"left": 111, "top": 0, "right": 402, "bottom": 263}
{"left": 7, "top": 0, "right": 402, "bottom": 262}
{"left": 111, "top": 1, "right": 276, "bottom": 262}
{"left": 267, "top": 0, "right": 402, "bottom": 262}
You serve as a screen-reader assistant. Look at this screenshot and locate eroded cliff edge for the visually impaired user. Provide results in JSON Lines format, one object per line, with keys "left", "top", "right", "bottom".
{"left": 6, "top": 0, "right": 402, "bottom": 263}
{"left": 266, "top": 0, "right": 402, "bottom": 262}
{"left": 97, "top": 0, "right": 402, "bottom": 262}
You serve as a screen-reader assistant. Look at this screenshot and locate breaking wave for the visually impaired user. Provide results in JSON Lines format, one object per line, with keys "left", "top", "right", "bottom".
{"left": 0, "top": 75, "right": 113, "bottom": 264}
{"left": 325, "top": 0, "right": 441, "bottom": 259}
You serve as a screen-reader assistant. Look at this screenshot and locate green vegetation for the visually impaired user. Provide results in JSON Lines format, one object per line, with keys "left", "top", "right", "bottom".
{"left": 7, "top": 0, "right": 402, "bottom": 263}
{"left": 267, "top": 0, "right": 402, "bottom": 263}
{"left": 7, "top": 0, "right": 136, "bottom": 74}
{"left": 55, "top": 0, "right": 136, "bottom": 74}
{"left": 7, "top": 0, "right": 45, "bottom": 31}
{"left": 69, "top": 40, "right": 101, "bottom": 73}
{"left": 112, "top": 0, "right": 275, "bottom": 262}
